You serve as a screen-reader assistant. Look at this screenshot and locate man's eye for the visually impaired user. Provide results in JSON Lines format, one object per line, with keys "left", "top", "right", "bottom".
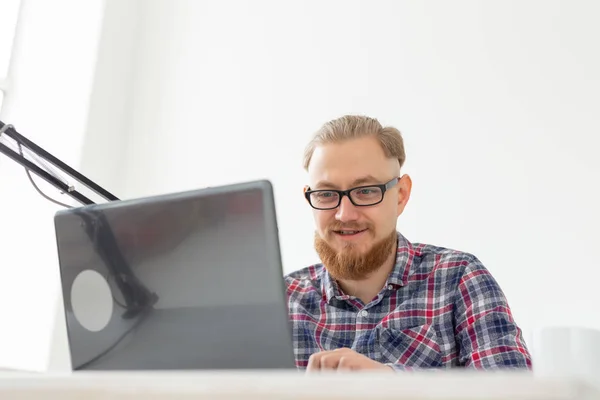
{"left": 317, "top": 192, "right": 335, "bottom": 198}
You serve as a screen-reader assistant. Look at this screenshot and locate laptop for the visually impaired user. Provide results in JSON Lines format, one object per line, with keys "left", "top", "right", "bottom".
{"left": 53, "top": 180, "right": 296, "bottom": 370}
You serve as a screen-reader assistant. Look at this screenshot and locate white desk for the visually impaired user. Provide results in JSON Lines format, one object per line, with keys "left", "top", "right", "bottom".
{"left": 0, "top": 370, "right": 597, "bottom": 400}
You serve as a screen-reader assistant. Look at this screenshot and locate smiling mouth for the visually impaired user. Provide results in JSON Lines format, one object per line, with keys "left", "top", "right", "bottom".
{"left": 334, "top": 229, "right": 367, "bottom": 236}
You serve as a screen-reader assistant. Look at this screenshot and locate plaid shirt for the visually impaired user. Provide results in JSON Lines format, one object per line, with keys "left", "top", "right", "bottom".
{"left": 284, "top": 232, "right": 532, "bottom": 370}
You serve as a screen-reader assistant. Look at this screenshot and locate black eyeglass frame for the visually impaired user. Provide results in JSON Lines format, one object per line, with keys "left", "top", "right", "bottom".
{"left": 304, "top": 177, "right": 400, "bottom": 210}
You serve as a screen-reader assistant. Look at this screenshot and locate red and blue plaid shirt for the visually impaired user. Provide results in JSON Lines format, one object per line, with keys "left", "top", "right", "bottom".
{"left": 284, "top": 232, "right": 532, "bottom": 370}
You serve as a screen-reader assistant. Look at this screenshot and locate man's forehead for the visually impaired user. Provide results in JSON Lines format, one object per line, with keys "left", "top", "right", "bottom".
{"left": 308, "top": 158, "right": 398, "bottom": 189}
{"left": 307, "top": 138, "right": 399, "bottom": 187}
{"left": 311, "top": 174, "right": 384, "bottom": 189}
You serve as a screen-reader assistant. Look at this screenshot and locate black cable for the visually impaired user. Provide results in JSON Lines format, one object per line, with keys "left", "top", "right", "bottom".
{"left": 74, "top": 308, "right": 151, "bottom": 370}
{"left": 17, "top": 142, "right": 73, "bottom": 209}
{"left": 72, "top": 210, "right": 159, "bottom": 370}
{"left": 12, "top": 136, "right": 148, "bottom": 368}
{"left": 2, "top": 123, "right": 153, "bottom": 370}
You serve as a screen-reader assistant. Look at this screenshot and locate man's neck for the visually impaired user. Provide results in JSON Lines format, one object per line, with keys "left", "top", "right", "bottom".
{"left": 338, "top": 250, "right": 397, "bottom": 305}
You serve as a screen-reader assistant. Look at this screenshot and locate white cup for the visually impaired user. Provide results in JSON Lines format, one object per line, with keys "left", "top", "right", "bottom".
{"left": 530, "top": 326, "right": 600, "bottom": 386}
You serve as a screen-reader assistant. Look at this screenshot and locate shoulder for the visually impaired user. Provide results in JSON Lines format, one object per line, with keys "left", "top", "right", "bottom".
{"left": 410, "top": 241, "right": 493, "bottom": 285}
{"left": 411, "top": 241, "right": 505, "bottom": 302}
{"left": 284, "top": 264, "right": 325, "bottom": 300}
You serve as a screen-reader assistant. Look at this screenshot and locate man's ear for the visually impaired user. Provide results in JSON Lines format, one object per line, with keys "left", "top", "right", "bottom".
{"left": 303, "top": 185, "right": 311, "bottom": 204}
{"left": 397, "top": 174, "right": 412, "bottom": 216}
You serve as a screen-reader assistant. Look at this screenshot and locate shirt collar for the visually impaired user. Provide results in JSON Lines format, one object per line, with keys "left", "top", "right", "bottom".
{"left": 320, "top": 231, "right": 415, "bottom": 303}
{"left": 321, "top": 273, "right": 344, "bottom": 302}
{"left": 386, "top": 231, "right": 414, "bottom": 287}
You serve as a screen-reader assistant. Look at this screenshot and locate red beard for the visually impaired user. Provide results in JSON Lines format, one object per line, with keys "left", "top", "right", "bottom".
{"left": 314, "top": 228, "right": 397, "bottom": 281}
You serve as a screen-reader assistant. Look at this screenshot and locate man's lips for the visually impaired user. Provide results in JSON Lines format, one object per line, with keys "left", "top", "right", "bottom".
{"left": 332, "top": 228, "right": 368, "bottom": 237}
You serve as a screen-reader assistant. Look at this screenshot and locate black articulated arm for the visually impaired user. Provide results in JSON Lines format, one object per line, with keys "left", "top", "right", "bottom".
{"left": 0, "top": 119, "right": 157, "bottom": 318}
{"left": 0, "top": 120, "right": 119, "bottom": 206}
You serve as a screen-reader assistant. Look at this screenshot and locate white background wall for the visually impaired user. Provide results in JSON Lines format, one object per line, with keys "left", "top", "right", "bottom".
{"left": 0, "top": 0, "right": 599, "bottom": 371}
{"left": 0, "top": 0, "right": 105, "bottom": 371}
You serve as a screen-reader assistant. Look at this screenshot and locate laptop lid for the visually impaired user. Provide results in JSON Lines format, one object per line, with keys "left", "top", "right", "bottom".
{"left": 54, "top": 180, "right": 296, "bottom": 370}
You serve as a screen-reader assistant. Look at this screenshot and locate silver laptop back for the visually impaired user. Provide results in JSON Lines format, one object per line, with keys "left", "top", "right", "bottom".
{"left": 54, "top": 180, "right": 296, "bottom": 370}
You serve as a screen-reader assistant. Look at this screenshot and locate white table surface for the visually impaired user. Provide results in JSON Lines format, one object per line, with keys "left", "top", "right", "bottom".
{"left": 0, "top": 369, "right": 598, "bottom": 400}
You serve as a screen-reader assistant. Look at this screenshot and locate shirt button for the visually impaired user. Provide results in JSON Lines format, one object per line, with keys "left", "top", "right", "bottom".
{"left": 360, "top": 310, "right": 368, "bottom": 317}
{"left": 387, "top": 284, "right": 394, "bottom": 290}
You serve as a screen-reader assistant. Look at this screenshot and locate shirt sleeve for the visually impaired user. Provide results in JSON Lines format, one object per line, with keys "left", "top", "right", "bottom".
{"left": 454, "top": 257, "right": 532, "bottom": 369}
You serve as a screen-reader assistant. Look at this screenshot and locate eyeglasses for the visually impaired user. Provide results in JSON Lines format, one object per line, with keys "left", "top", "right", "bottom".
{"left": 304, "top": 177, "right": 399, "bottom": 210}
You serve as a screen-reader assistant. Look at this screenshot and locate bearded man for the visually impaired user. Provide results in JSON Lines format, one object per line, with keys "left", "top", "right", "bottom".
{"left": 285, "top": 115, "right": 532, "bottom": 372}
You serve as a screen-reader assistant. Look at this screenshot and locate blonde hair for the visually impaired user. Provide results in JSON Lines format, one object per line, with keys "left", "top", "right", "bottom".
{"left": 303, "top": 115, "right": 406, "bottom": 171}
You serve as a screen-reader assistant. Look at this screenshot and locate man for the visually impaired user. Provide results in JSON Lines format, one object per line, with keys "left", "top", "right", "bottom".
{"left": 285, "top": 115, "right": 532, "bottom": 372}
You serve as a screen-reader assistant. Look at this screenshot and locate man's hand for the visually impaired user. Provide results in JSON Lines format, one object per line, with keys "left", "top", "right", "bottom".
{"left": 306, "top": 348, "right": 394, "bottom": 372}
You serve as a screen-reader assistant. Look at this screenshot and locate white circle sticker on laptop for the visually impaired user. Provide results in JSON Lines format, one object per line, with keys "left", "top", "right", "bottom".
{"left": 71, "top": 270, "right": 113, "bottom": 332}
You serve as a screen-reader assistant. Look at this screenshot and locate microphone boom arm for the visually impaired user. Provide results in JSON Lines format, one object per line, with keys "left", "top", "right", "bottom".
{"left": 0, "top": 119, "right": 157, "bottom": 318}
{"left": 0, "top": 120, "right": 119, "bottom": 206}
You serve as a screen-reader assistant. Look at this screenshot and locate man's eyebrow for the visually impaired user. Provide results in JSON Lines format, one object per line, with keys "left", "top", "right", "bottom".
{"left": 351, "top": 175, "right": 380, "bottom": 186}
{"left": 314, "top": 175, "right": 381, "bottom": 189}
{"left": 313, "top": 180, "right": 337, "bottom": 189}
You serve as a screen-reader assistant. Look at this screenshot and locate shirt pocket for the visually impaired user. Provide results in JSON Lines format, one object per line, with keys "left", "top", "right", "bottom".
{"left": 377, "top": 323, "right": 443, "bottom": 368}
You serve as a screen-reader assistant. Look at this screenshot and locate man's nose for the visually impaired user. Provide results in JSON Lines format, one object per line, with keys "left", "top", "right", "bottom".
{"left": 335, "top": 196, "right": 359, "bottom": 222}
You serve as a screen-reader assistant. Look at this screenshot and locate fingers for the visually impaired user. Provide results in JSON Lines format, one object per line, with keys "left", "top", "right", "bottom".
{"left": 337, "top": 356, "right": 357, "bottom": 371}
{"left": 307, "top": 351, "right": 334, "bottom": 371}
{"left": 320, "top": 354, "right": 341, "bottom": 370}
{"left": 307, "top": 352, "right": 335, "bottom": 371}
{"left": 306, "top": 349, "right": 393, "bottom": 373}
{"left": 307, "top": 348, "right": 353, "bottom": 372}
